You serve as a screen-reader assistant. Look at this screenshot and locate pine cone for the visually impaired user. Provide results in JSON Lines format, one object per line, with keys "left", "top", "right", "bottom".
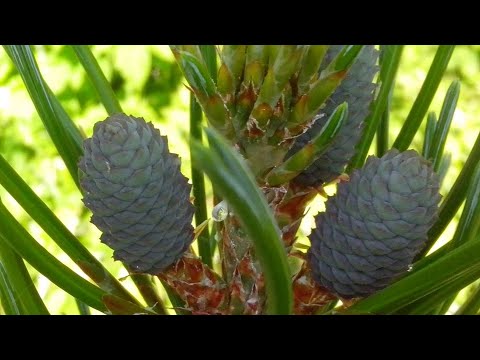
{"left": 289, "top": 45, "right": 379, "bottom": 187}
{"left": 78, "top": 114, "right": 195, "bottom": 274}
{"left": 308, "top": 149, "right": 441, "bottom": 298}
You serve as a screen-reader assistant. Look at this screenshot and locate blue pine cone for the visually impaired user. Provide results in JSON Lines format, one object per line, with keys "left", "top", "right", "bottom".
{"left": 308, "top": 149, "right": 441, "bottom": 298}
{"left": 289, "top": 45, "right": 379, "bottom": 187}
{"left": 78, "top": 114, "right": 195, "bottom": 274}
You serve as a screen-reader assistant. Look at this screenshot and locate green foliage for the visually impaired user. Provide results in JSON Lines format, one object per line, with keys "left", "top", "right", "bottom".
{"left": 191, "top": 128, "right": 292, "bottom": 314}
{"left": 0, "top": 45, "right": 479, "bottom": 314}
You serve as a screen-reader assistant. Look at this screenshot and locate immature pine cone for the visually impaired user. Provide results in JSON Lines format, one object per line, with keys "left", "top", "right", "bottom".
{"left": 308, "top": 149, "right": 441, "bottom": 298}
{"left": 289, "top": 45, "right": 379, "bottom": 187}
{"left": 78, "top": 114, "right": 195, "bottom": 274}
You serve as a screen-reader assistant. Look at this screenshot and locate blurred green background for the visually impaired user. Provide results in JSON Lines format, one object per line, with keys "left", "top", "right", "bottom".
{"left": 0, "top": 45, "right": 478, "bottom": 314}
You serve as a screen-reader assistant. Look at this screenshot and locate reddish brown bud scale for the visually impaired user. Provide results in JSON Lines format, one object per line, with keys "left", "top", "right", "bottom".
{"left": 158, "top": 253, "right": 229, "bottom": 315}
{"left": 252, "top": 102, "right": 274, "bottom": 128}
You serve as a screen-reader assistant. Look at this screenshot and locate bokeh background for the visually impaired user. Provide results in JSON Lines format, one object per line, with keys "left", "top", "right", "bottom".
{"left": 0, "top": 45, "right": 478, "bottom": 314}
